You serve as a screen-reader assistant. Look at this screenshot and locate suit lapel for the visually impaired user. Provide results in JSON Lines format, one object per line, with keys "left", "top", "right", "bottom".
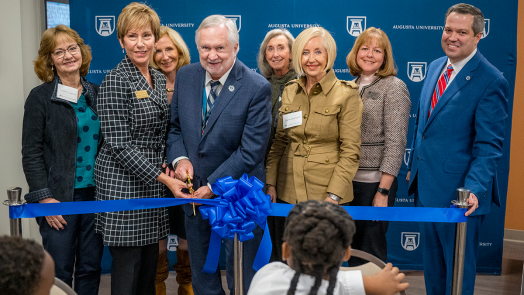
{"left": 149, "top": 70, "right": 168, "bottom": 112}
{"left": 121, "top": 56, "right": 165, "bottom": 108}
{"left": 425, "top": 52, "right": 480, "bottom": 130}
{"left": 200, "top": 60, "right": 243, "bottom": 141}
{"left": 421, "top": 59, "right": 446, "bottom": 127}
{"left": 191, "top": 67, "right": 206, "bottom": 138}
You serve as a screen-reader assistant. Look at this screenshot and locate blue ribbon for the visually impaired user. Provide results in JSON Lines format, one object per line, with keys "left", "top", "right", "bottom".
{"left": 199, "top": 174, "right": 272, "bottom": 273}
{"left": 8, "top": 197, "right": 221, "bottom": 219}
{"left": 271, "top": 204, "right": 467, "bottom": 223}
{"left": 8, "top": 182, "right": 467, "bottom": 275}
{"left": 9, "top": 197, "right": 467, "bottom": 223}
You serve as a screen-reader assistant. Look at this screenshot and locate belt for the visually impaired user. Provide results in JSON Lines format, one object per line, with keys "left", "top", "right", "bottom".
{"left": 291, "top": 142, "right": 339, "bottom": 157}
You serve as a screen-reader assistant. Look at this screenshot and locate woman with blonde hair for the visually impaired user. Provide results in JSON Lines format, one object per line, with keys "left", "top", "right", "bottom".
{"left": 95, "top": 3, "right": 191, "bottom": 294}
{"left": 22, "top": 24, "right": 103, "bottom": 295}
{"left": 346, "top": 27, "right": 411, "bottom": 265}
{"left": 266, "top": 26, "right": 363, "bottom": 258}
{"left": 150, "top": 26, "right": 193, "bottom": 295}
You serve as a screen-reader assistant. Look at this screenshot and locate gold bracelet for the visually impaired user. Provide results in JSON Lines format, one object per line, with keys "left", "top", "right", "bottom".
{"left": 166, "top": 88, "right": 174, "bottom": 93}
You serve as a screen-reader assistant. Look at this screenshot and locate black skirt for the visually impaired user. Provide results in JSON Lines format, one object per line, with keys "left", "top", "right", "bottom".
{"left": 166, "top": 189, "right": 187, "bottom": 240}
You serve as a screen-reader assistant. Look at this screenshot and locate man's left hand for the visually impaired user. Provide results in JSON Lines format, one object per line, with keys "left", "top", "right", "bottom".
{"left": 192, "top": 185, "right": 215, "bottom": 205}
{"left": 465, "top": 193, "right": 479, "bottom": 216}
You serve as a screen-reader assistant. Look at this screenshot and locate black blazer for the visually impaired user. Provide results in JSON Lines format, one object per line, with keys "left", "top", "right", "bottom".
{"left": 22, "top": 76, "right": 100, "bottom": 203}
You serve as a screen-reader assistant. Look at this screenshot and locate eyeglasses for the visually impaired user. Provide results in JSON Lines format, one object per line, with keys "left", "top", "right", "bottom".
{"left": 52, "top": 45, "right": 80, "bottom": 59}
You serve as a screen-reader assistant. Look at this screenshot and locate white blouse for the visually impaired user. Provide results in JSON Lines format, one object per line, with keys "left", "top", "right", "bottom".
{"left": 247, "top": 262, "right": 365, "bottom": 295}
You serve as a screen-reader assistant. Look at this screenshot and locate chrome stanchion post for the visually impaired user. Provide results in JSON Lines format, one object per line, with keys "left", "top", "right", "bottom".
{"left": 234, "top": 233, "right": 244, "bottom": 295}
{"left": 451, "top": 188, "right": 469, "bottom": 295}
{"left": 4, "top": 187, "right": 23, "bottom": 237}
{"left": 521, "top": 261, "right": 524, "bottom": 295}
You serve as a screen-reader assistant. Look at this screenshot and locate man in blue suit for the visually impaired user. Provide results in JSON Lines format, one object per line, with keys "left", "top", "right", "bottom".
{"left": 407, "top": 3, "right": 508, "bottom": 294}
{"left": 166, "top": 15, "right": 271, "bottom": 295}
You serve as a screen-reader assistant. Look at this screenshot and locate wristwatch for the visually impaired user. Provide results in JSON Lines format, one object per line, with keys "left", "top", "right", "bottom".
{"left": 328, "top": 193, "right": 341, "bottom": 202}
{"left": 377, "top": 187, "right": 390, "bottom": 196}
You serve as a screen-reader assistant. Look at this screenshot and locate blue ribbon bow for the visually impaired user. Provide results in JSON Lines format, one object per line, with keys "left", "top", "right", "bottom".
{"left": 200, "top": 174, "right": 273, "bottom": 273}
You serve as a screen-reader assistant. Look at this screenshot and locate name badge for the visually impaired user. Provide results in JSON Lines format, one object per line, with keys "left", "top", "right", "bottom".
{"left": 283, "top": 111, "right": 303, "bottom": 129}
{"left": 135, "top": 90, "right": 148, "bottom": 99}
{"left": 56, "top": 84, "right": 79, "bottom": 103}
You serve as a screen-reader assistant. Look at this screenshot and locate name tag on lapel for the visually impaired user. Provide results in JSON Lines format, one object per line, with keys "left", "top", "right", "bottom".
{"left": 283, "top": 111, "right": 303, "bottom": 129}
{"left": 57, "top": 84, "right": 79, "bottom": 103}
{"left": 135, "top": 90, "right": 148, "bottom": 99}
{"left": 367, "top": 91, "right": 379, "bottom": 100}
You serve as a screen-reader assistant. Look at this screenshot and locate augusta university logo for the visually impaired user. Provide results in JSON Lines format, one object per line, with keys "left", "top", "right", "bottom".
{"left": 224, "top": 15, "right": 241, "bottom": 32}
{"left": 482, "top": 19, "right": 490, "bottom": 39}
{"left": 404, "top": 148, "right": 411, "bottom": 167}
{"left": 347, "top": 17, "right": 366, "bottom": 37}
{"left": 407, "top": 62, "right": 427, "bottom": 82}
{"left": 401, "top": 232, "right": 420, "bottom": 251}
{"left": 96, "top": 16, "right": 115, "bottom": 37}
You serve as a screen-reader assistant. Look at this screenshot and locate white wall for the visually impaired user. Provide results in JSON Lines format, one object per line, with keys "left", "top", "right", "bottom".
{"left": 0, "top": 0, "right": 44, "bottom": 241}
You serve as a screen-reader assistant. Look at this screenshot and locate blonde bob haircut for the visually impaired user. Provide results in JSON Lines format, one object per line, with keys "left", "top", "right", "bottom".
{"left": 117, "top": 2, "right": 160, "bottom": 42}
{"left": 257, "top": 29, "right": 295, "bottom": 78}
{"left": 346, "top": 27, "right": 397, "bottom": 77}
{"left": 292, "top": 27, "right": 337, "bottom": 77}
{"left": 33, "top": 25, "right": 92, "bottom": 83}
{"left": 150, "top": 26, "right": 191, "bottom": 72}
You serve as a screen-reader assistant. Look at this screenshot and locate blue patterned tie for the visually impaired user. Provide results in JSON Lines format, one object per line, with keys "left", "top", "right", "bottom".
{"left": 203, "top": 80, "right": 220, "bottom": 127}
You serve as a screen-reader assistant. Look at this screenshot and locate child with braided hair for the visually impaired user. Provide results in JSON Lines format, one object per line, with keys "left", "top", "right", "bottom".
{"left": 248, "top": 200, "right": 408, "bottom": 295}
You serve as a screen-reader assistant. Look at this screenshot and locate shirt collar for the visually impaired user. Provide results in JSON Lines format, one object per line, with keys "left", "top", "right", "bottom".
{"left": 296, "top": 69, "right": 337, "bottom": 95}
{"left": 205, "top": 59, "right": 236, "bottom": 86}
{"left": 447, "top": 48, "right": 477, "bottom": 73}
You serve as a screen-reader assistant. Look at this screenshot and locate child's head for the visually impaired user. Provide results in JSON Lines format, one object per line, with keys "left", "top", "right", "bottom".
{"left": 0, "top": 236, "right": 55, "bottom": 295}
{"left": 282, "top": 200, "right": 356, "bottom": 295}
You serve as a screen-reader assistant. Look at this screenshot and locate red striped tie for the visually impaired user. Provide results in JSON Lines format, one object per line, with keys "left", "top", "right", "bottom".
{"left": 429, "top": 65, "right": 454, "bottom": 117}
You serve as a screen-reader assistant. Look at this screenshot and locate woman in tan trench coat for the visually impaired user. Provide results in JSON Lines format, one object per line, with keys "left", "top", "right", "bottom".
{"left": 266, "top": 26, "right": 363, "bottom": 206}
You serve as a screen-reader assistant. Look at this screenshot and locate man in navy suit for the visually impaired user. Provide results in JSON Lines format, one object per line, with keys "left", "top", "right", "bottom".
{"left": 166, "top": 15, "right": 271, "bottom": 295}
{"left": 407, "top": 3, "right": 508, "bottom": 294}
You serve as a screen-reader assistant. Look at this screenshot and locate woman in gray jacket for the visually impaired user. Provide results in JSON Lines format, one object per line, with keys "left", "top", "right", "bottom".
{"left": 346, "top": 27, "right": 411, "bottom": 264}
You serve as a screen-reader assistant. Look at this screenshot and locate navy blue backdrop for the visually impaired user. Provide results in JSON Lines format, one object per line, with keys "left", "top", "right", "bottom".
{"left": 70, "top": 0, "right": 518, "bottom": 274}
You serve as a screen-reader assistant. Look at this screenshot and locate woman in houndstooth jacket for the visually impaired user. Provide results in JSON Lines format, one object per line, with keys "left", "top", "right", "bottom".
{"left": 346, "top": 27, "right": 411, "bottom": 265}
{"left": 94, "top": 3, "right": 190, "bottom": 294}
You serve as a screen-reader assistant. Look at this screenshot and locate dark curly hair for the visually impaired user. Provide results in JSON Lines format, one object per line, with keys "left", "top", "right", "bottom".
{"left": 0, "top": 236, "right": 46, "bottom": 295}
{"left": 283, "top": 200, "right": 356, "bottom": 295}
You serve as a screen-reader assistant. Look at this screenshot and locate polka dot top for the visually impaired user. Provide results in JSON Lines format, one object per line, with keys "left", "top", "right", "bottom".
{"left": 71, "top": 91, "right": 100, "bottom": 189}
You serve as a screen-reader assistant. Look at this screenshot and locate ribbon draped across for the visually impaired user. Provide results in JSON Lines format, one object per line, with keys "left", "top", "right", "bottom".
{"left": 8, "top": 175, "right": 467, "bottom": 274}
{"left": 271, "top": 204, "right": 467, "bottom": 223}
{"left": 9, "top": 199, "right": 467, "bottom": 223}
{"left": 199, "top": 174, "right": 272, "bottom": 273}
